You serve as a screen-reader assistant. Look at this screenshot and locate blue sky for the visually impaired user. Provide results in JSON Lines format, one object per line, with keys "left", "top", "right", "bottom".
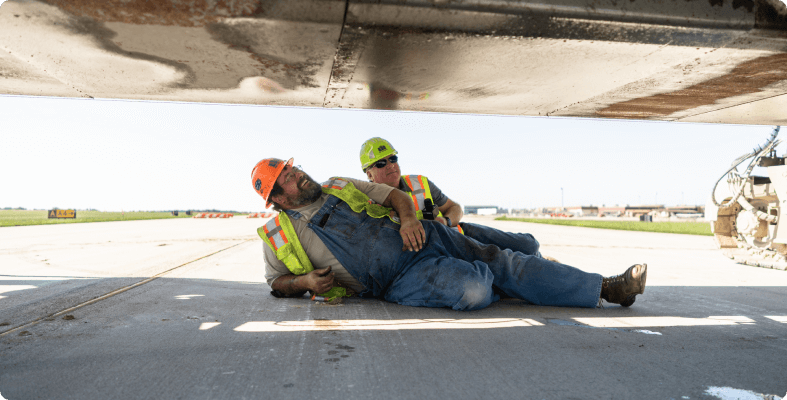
{"left": 0, "top": 95, "right": 777, "bottom": 212}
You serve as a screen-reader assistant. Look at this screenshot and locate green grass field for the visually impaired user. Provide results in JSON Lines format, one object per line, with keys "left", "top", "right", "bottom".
{"left": 495, "top": 216, "right": 712, "bottom": 236}
{"left": 0, "top": 210, "right": 192, "bottom": 227}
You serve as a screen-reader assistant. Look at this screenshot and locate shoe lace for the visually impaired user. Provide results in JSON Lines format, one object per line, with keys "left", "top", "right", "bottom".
{"left": 603, "top": 274, "right": 625, "bottom": 287}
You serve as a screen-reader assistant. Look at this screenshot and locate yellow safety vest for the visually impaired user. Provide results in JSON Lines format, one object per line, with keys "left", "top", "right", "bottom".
{"left": 401, "top": 175, "right": 464, "bottom": 235}
{"left": 258, "top": 177, "right": 397, "bottom": 300}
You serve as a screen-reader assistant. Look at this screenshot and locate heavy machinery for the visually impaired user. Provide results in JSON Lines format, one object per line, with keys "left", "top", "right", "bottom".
{"left": 707, "top": 126, "right": 787, "bottom": 270}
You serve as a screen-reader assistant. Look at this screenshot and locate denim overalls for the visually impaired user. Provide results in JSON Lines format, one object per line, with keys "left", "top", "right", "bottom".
{"left": 459, "top": 222, "right": 543, "bottom": 257}
{"left": 289, "top": 195, "right": 602, "bottom": 311}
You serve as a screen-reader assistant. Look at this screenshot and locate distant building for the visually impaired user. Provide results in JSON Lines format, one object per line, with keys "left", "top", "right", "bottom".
{"left": 664, "top": 205, "right": 704, "bottom": 218}
{"left": 598, "top": 206, "right": 626, "bottom": 217}
{"left": 566, "top": 206, "right": 598, "bottom": 217}
{"left": 465, "top": 205, "right": 507, "bottom": 215}
{"left": 624, "top": 205, "right": 664, "bottom": 217}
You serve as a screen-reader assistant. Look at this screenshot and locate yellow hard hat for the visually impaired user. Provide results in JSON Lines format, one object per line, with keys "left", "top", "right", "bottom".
{"left": 360, "top": 137, "right": 397, "bottom": 171}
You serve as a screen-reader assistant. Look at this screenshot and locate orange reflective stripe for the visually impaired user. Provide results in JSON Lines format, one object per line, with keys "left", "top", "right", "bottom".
{"left": 262, "top": 223, "right": 279, "bottom": 251}
{"left": 404, "top": 175, "right": 420, "bottom": 210}
{"left": 321, "top": 177, "right": 349, "bottom": 191}
{"left": 263, "top": 216, "right": 290, "bottom": 251}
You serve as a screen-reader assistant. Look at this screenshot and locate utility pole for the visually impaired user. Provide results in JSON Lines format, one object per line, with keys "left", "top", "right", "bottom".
{"left": 561, "top": 188, "right": 564, "bottom": 210}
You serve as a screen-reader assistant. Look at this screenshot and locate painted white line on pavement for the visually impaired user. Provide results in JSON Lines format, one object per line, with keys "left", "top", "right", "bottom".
{"left": 0, "top": 239, "right": 252, "bottom": 338}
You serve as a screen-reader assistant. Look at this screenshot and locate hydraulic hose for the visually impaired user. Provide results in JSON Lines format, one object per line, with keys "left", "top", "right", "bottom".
{"left": 711, "top": 126, "right": 781, "bottom": 208}
{"left": 737, "top": 195, "right": 777, "bottom": 223}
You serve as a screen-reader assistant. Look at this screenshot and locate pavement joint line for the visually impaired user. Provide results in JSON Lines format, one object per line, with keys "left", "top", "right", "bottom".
{"left": 0, "top": 239, "right": 254, "bottom": 338}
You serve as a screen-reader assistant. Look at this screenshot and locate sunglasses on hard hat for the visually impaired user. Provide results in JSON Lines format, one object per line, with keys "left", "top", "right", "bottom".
{"left": 373, "top": 155, "right": 398, "bottom": 169}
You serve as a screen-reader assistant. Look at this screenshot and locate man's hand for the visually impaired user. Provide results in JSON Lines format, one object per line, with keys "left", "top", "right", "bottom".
{"left": 435, "top": 217, "right": 449, "bottom": 226}
{"left": 302, "top": 266, "right": 335, "bottom": 293}
{"left": 399, "top": 218, "right": 426, "bottom": 252}
{"left": 272, "top": 267, "right": 335, "bottom": 295}
{"left": 383, "top": 188, "right": 426, "bottom": 252}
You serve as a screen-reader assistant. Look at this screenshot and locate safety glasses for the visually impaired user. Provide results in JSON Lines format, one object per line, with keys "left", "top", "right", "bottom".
{"left": 373, "top": 155, "right": 398, "bottom": 169}
{"left": 281, "top": 164, "right": 303, "bottom": 185}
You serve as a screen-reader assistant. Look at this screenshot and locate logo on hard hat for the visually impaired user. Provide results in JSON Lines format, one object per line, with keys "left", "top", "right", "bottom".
{"left": 255, "top": 179, "right": 262, "bottom": 191}
{"left": 268, "top": 159, "right": 280, "bottom": 167}
{"left": 378, "top": 145, "right": 387, "bottom": 152}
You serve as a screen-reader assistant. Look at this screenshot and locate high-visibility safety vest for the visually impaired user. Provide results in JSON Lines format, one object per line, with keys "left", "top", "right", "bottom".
{"left": 258, "top": 177, "right": 396, "bottom": 300}
{"left": 400, "top": 175, "right": 464, "bottom": 235}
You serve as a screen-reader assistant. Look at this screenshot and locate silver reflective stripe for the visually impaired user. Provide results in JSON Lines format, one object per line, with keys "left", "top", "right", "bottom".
{"left": 266, "top": 225, "right": 282, "bottom": 238}
{"left": 322, "top": 178, "right": 348, "bottom": 189}
{"left": 407, "top": 176, "right": 427, "bottom": 210}
{"left": 407, "top": 175, "right": 424, "bottom": 191}
{"left": 264, "top": 218, "right": 278, "bottom": 232}
{"left": 271, "top": 230, "right": 286, "bottom": 249}
{"left": 264, "top": 219, "right": 287, "bottom": 249}
{"left": 414, "top": 193, "right": 426, "bottom": 210}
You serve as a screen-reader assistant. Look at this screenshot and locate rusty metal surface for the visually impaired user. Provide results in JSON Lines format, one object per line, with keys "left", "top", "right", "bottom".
{"left": 597, "top": 52, "right": 787, "bottom": 119}
{"left": 40, "top": 0, "right": 344, "bottom": 26}
{"left": 1, "top": 0, "right": 786, "bottom": 124}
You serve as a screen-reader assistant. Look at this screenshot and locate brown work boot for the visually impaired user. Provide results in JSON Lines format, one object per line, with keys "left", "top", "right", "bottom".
{"left": 601, "top": 264, "right": 647, "bottom": 307}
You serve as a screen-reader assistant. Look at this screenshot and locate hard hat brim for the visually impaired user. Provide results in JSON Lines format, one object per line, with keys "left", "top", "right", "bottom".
{"left": 264, "top": 157, "right": 293, "bottom": 208}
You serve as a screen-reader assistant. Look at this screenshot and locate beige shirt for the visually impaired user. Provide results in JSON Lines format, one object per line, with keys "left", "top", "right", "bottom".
{"left": 263, "top": 177, "right": 395, "bottom": 293}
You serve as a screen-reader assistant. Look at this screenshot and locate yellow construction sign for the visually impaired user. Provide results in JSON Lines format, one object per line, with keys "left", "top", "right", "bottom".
{"left": 48, "top": 209, "right": 76, "bottom": 219}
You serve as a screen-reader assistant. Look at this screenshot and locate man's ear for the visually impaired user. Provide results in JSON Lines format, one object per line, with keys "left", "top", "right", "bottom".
{"left": 366, "top": 169, "right": 374, "bottom": 182}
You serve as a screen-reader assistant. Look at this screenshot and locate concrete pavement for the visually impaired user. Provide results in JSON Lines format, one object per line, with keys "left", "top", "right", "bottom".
{"left": 1, "top": 216, "right": 786, "bottom": 400}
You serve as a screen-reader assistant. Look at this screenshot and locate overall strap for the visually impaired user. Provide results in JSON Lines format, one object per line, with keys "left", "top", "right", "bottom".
{"left": 322, "top": 177, "right": 399, "bottom": 222}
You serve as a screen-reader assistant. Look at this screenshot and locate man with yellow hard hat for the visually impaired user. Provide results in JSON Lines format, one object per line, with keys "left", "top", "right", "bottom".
{"left": 360, "top": 137, "right": 547, "bottom": 259}
{"left": 251, "top": 157, "right": 647, "bottom": 310}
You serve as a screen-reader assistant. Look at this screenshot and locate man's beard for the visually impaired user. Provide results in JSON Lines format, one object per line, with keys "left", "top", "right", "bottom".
{"left": 289, "top": 174, "right": 322, "bottom": 208}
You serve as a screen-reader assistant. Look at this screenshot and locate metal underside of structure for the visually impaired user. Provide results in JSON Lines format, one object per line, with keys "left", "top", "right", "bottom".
{"left": 1, "top": 0, "right": 786, "bottom": 124}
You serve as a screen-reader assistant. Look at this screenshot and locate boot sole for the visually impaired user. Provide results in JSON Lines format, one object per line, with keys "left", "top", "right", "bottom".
{"left": 632, "top": 263, "right": 647, "bottom": 295}
{"left": 620, "top": 264, "right": 647, "bottom": 307}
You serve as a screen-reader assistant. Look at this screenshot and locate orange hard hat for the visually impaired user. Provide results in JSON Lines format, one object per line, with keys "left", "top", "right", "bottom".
{"left": 251, "top": 157, "right": 293, "bottom": 208}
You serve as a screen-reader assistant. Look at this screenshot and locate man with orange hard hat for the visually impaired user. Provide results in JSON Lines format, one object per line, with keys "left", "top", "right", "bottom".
{"left": 251, "top": 157, "right": 647, "bottom": 310}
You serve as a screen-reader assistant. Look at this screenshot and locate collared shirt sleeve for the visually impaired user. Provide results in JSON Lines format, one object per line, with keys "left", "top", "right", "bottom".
{"left": 263, "top": 242, "right": 292, "bottom": 287}
{"left": 426, "top": 178, "right": 449, "bottom": 207}
{"left": 344, "top": 177, "right": 395, "bottom": 204}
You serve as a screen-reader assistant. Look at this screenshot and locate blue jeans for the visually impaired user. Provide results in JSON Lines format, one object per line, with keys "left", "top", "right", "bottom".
{"left": 460, "top": 222, "right": 542, "bottom": 257}
{"left": 297, "top": 196, "right": 602, "bottom": 311}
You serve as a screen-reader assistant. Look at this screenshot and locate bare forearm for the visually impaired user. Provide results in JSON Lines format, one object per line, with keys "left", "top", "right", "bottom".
{"left": 271, "top": 267, "right": 336, "bottom": 294}
{"left": 384, "top": 189, "right": 418, "bottom": 223}
{"left": 444, "top": 204, "right": 463, "bottom": 226}
{"left": 439, "top": 199, "right": 463, "bottom": 227}
{"left": 271, "top": 274, "right": 311, "bottom": 294}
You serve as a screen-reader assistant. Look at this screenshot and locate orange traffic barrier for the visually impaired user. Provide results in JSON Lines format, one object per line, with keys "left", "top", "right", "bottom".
{"left": 247, "top": 212, "right": 274, "bottom": 218}
{"left": 193, "top": 213, "right": 234, "bottom": 218}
